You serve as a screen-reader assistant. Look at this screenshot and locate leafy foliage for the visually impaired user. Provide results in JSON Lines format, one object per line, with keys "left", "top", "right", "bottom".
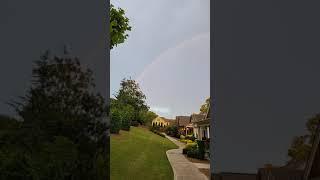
{"left": 1, "top": 50, "right": 109, "bottom": 180}
{"left": 165, "top": 125, "right": 179, "bottom": 138}
{"left": 139, "top": 110, "right": 157, "bottom": 125}
{"left": 110, "top": 98, "right": 135, "bottom": 133}
{"left": 110, "top": 4, "right": 132, "bottom": 49}
{"left": 115, "top": 78, "right": 149, "bottom": 124}
{"left": 200, "top": 97, "right": 210, "bottom": 114}
{"left": 287, "top": 113, "right": 320, "bottom": 166}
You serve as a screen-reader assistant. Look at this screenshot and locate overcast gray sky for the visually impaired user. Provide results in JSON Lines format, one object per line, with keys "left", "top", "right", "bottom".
{"left": 110, "top": 0, "right": 210, "bottom": 119}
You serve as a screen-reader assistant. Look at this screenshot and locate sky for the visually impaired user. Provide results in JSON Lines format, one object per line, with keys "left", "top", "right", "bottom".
{"left": 110, "top": 0, "right": 210, "bottom": 119}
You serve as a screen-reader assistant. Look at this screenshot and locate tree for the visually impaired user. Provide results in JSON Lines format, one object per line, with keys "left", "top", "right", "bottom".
{"left": 200, "top": 97, "right": 210, "bottom": 114}
{"left": 110, "top": 4, "right": 132, "bottom": 49}
{"left": 2, "top": 49, "right": 109, "bottom": 180}
{"left": 115, "top": 78, "right": 149, "bottom": 124}
{"left": 287, "top": 113, "right": 320, "bottom": 167}
{"left": 138, "top": 110, "right": 158, "bottom": 125}
{"left": 110, "top": 98, "right": 135, "bottom": 132}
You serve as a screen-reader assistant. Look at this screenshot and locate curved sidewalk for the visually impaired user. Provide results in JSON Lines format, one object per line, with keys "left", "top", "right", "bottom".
{"left": 165, "top": 135, "right": 209, "bottom": 180}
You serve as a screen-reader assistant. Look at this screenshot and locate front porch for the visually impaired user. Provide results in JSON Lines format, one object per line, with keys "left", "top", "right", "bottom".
{"left": 193, "top": 119, "right": 210, "bottom": 140}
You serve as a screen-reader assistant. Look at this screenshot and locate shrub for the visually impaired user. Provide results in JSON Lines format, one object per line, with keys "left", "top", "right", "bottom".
{"left": 196, "top": 140, "right": 206, "bottom": 159}
{"left": 180, "top": 139, "right": 187, "bottom": 143}
{"left": 183, "top": 143, "right": 197, "bottom": 154}
{"left": 150, "top": 129, "right": 165, "bottom": 138}
{"left": 131, "top": 120, "right": 139, "bottom": 127}
{"left": 187, "top": 149, "right": 204, "bottom": 159}
{"left": 183, "top": 140, "right": 206, "bottom": 160}
{"left": 189, "top": 135, "right": 196, "bottom": 141}
{"left": 110, "top": 108, "right": 122, "bottom": 134}
{"left": 180, "top": 135, "right": 185, "bottom": 139}
{"left": 186, "top": 140, "right": 194, "bottom": 144}
{"left": 165, "top": 125, "right": 179, "bottom": 137}
{"left": 121, "top": 118, "right": 131, "bottom": 131}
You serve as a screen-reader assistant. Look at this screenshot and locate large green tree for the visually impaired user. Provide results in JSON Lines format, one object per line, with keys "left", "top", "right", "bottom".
{"left": 110, "top": 4, "right": 132, "bottom": 49}
{"left": 138, "top": 110, "right": 158, "bottom": 126}
{"left": 1, "top": 50, "right": 109, "bottom": 180}
{"left": 115, "top": 78, "right": 149, "bottom": 125}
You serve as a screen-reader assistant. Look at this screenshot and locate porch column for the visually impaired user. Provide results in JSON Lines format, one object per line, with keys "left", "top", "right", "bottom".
{"left": 207, "top": 126, "right": 210, "bottom": 138}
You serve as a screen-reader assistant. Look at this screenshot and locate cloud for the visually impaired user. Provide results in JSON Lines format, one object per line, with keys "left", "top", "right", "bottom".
{"left": 150, "top": 106, "right": 171, "bottom": 115}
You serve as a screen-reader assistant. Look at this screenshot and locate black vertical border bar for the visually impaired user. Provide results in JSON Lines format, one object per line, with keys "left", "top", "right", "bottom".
{"left": 210, "top": 0, "right": 215, "bottom": 179}
{"left": 105, "top": 0, "right": 110, "bottom": 179}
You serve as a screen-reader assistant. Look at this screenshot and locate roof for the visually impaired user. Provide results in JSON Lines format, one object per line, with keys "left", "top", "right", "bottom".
{"left": 163, "top": 118, "right": 176, "bottom": 125}
{"left": 190, "top": 114, "right": 206, "bottom": 123}
{"left": 153, "top": 117, "right": 176, "bottom": 125}
{"left": 176, "top": 116, "right": 191, "bottom": 126}
{"left": 303, "top": 122, "right": 320, "bottom": 180}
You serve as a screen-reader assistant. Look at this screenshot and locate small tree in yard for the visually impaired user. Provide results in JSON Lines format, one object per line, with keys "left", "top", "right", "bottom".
{"left": 3, "top": 50, "right": 109, "bottom": 180}
{"left": 114, "top": 78, "right": 149, "bottom": 125}
{"left": 110, "top": 98, "right": 134, "bottom": 132}
{"left": 139, "top": 110, "right": 157, "bottom": 126}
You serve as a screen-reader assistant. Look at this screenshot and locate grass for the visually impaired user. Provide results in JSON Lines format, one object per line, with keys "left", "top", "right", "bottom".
{"left": 111, "top": 126, "right": 178, "bottom": 180}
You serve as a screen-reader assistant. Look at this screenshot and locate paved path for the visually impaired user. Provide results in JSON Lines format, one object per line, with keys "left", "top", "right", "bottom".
{"left": 193, "top": 163, "right": 210, "bottom": 169}
{"left": 164, "top": 134, "right": 209, "bottom": 180}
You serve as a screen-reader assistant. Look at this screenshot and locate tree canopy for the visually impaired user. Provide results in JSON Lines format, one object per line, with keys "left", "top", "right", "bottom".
{"left": 110, "top": 78, "right": 158, "bottom": 133}
{"left": 200, "top": 97, "right": 210, "bottom": 114}
{"left": 110, "top": 4, "right": 132, "bottom": 49}
{"left": 287, "top": 114, "right": 320, "bottom": 167}
{"left": 115, "top": 78, "right": 149, "bottom": 123}
{"left": 1, "top": 50, "right": 109, "bottom": 180}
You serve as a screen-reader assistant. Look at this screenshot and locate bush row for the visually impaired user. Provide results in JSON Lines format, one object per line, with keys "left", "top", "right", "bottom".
{"left": 183, "top": 140, "right": 206, "bottom": 160}
{"left": 165, "top": 125, "right": 179, "bottom": 138}
{"left": 150, "top": 129, "right": 165, "bottom": 138}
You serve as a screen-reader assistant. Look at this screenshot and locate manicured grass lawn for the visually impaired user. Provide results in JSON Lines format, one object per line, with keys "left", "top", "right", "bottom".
{"left": 111, "top": 126, "right": 178, "bottom": 180}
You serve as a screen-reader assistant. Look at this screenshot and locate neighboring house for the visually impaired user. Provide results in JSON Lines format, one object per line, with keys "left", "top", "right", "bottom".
{"left": 191, "top": 104, "right": 211, "bottom": 140}
{"left": 151, "top": 116, "right": 174, "bottom": 127}
{"left": 176, "top": 116, "right": 191, "bottom": 135}
{"left": 190, "top": 113, "right": 207, "bottom": 139}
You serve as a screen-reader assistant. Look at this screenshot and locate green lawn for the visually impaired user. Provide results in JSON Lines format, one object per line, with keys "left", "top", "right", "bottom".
{"left": 111, "top": 126, "right": 178, "bottom": 180}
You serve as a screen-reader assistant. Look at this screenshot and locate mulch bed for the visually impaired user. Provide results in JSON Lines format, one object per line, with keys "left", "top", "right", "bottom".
{"left": 199, "top": 168, "right": 210, "bottom": 178}
{"left": 184, "top": 155, "right": 210, "bottom": 164}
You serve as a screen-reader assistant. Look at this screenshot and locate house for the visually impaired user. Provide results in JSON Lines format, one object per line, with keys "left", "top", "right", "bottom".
{"left": 176, "top": 116, "right": 191, "bottom": 135}
{"left": 191, "top": 104, "right": 211, "bottom": 140}
{"left": 190, "top": 113, "right": 207, "bottom": 139}
{"left": 152, "top": 116, "right": 174, "bottom": 128}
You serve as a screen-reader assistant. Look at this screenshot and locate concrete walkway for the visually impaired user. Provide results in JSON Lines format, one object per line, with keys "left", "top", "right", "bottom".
{"left": 193, "top": 163, "right": 210, "bottom": 169}
{"left": 164, "top": 134, "right": 209, "bottom": 180}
